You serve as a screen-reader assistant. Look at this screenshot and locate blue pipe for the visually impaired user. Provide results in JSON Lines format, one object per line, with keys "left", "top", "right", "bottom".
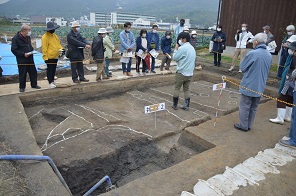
{"left": 0, "top": 155, "right": 72, "bottom": 194}
{"left": 83, "top": 175, "right": 113, "bottom": 196}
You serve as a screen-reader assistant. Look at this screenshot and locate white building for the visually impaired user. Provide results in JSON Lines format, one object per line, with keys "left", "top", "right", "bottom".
{"left": 90, "top": 12, "right": 156, "bottom": 26}
{"left": 46, "top": 17, "right": 67, "bottom": 26}
{"left": 133, "top": 17, "right": 150, "bottom": 28}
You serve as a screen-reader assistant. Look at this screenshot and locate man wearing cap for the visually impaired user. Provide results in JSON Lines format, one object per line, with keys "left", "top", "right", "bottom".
{"left": 67, "top": 21, "right": 91, "bottom": 83}
{"left": 11, "top": 24, "right": 41, "bottom": 92}
{"left": 103, "top": 26, "right": 115, "bottom": 77}
{"left": 190, "top": 30, "right": 197, "bottom": 49}
{"left": 92, "top": 28, "right": 109, "bottom": 81}
{"left": 263, "top": 25, "right": 274, "bottom": 45}
{"left": 172, "top": 32, "right": 196, "bottom": 111}
{"left": 278, "top": 25, "right": 296, "bottom": 79}
{"left": 147, "top": 24, "right": 160, "bottom": 73}
{"left": 42, "top": 21, "right": 64, "bottom": 88}
{"left": 280, "top": 41, "right": 296, "bottom": 149}
{"left": 160, "top": 31, "right": 172, "bottom": 71}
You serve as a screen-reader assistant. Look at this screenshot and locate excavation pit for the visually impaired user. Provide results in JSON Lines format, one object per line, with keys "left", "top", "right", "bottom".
{"left": 23, "top": 76, "right": 243, "bottom": 195}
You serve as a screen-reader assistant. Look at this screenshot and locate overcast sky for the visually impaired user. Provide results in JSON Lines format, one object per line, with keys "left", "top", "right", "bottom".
{"left": 0, "top": 0, "right": 9, "bottom": 4}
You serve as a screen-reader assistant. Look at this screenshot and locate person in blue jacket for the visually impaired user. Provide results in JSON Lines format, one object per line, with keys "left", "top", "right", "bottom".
{"left": 160, "top": 31, "right": 172, "bottom": 71}
{"left": 147, "top": 24, "right": 160, "bottom": 73}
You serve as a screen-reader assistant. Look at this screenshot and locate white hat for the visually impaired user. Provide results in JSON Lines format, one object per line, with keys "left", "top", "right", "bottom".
{"left": 191, "top": 30, "right": 197, "bottom": 35}
{"left": 106, "top": 26, "right": 113, "bottom": 33}
{"left": 287, "top": 35, "right": 296, "bottom": 43}
{"left": 97, "top": 28, "right": 107, "bottom": 34}
{"left": 71, "top": 21, "right": 80, "bottom": 28}
{"left": 184, "top": 26, "right": 189, "bottom": 31}
{"left": 286, "top": 25, "right": 295, "bottom": 31}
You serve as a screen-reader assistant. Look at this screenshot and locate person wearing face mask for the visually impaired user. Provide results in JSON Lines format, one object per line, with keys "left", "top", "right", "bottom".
{"left": 270, "top": 37, "right": 296, "bottom": 125}
{"left": 92, "top": 28, "right": 109, "bottom": 81}
{"left": 174, "top": 19, "right": 185, "bottom": 38}
{"left": 229, "top": 23, "right": 254, "bottom": 72}
{"left": 172, "top": 32, "right": 196, "bottom": 111}
{"left": 42, "top": 21, "right": 63, "bottom": 88}
{"left": 103, "top": 26, "right": 116, "bottom": 77}
{"left": 67, "top": 21, "right": 91, "bottom": 83}
{"left": 135, "top": 29, "right": 149, "bottom": 76}
{"left": 189, "top": 30, "right": 197, "bottom": 49}
{"left": 147, "top": 24, "right": 160, "bottom": 73}
{"left": 11, "top": 24, "right": 41, "bottom": 92}
{"left": 277, "top": 25, "right": 296, "bottom": 79}
{"left": 280, "top": 41, "right": 296, "bottom": 149}
{"left": 233, "top": 33, "right": 272, "bottom": 132}
{"left": 119, "top": 22, "right": 135, "bottom": 76}
{"left": 262, "top": 25, "right": 274, "bottom": 45}
{"left": 211, "top": 25, "right": 226, "bottom": 67}
{"left": 160, "top": 31, "right": 172, "bottom": 71}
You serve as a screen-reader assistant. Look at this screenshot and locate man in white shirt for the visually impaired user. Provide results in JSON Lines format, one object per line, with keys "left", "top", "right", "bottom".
{"left": 229, "top": 23, "right": 254, "bottom": 72}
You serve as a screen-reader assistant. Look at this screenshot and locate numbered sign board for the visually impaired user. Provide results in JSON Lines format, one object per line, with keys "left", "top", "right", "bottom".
{"left": 145, "top": 103, "right": 166, "bottom": 114}
{"left": 212, "top": 82, "right": 226, "bottom": 91}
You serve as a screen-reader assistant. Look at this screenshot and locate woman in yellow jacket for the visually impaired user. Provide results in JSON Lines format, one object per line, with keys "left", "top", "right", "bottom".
{"left": 42, "top": 21, "right": 63, "bottom": 88}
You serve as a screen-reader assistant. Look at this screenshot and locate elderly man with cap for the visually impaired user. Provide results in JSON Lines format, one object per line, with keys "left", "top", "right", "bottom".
{"left": 278, "top": 25, "right": 296, "bottom": 79}
{"left": 11, "top": 24, "right": 41, "bottom": 92}
{"left": 67, "top": 21, "right": 91, "bottom": 83}
{"left": 92, "top": 28, "right": 109, "bottom": 81}
{"left": 42, "top": 21, "right": 64, "bottom": 88}
{"left": 103, "top": 26, "right": 115, "bottom": 77}
{"left": 262, "top": 25, "right": 274, "bottom": 45}
{"left": 280, "top": 41, "right": 296, "bottom": 149}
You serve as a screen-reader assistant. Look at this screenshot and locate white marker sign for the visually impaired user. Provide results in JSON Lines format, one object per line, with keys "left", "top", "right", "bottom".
{"left": 212, "top": 82, "right": 226, "bottom": 91}
{"left": 145, "top": 103, "right": 165, "bottom": 114}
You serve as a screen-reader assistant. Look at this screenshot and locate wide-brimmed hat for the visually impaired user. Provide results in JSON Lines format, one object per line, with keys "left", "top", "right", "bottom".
{"left": 191, "top": 30, "right": 197, "bottom": 35}
{"left": 45, "top": 21, "right": 60, "bottom": 31}
{"left": 106, "top": 26, "right": 113, "bottom": 33}
{"left": 287, "top": 35, "right": 296, "bottom": 43}
{"left": 97, "top": 28, "right": 107, "bottom": 34}
{"left": 71, "top": 21, "right": 80, "bottom": 28}
{"left": 288, "top": 41, "right": 296, "bottom": 50}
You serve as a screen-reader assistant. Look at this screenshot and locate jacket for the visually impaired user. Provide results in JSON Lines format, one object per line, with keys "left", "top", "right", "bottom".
{"left": 239, "top": 44, "right": 272, "bottom": 97}
{"left": 172, "top": 42, "right": 196, "bottom": 76}
{"left": 91, "top": 35, "right": 104, "bottom": 63}
{"left": 235, "top": 31, "right": 254, "bottom": 48}
{"left": 211, "top": 31, "right": 226, "bottom": 53}
{"left": 189, "top": 37, "right": 197, "bottom": 49}
{"left": 161, "top": 36, "right": 172, "bottom": 54}
{"left": 67, "top": 29, "right": 88, "bottom": 61}
{"left": 174, "top": 25, "right": 184, "bottom": 37}
{"left": 11, "top": 32, "right": 35, "bottom": 66}
{"left": 119, "top": 30, "right": 135, "bottom": 53}
{"left": 42, "top": 32, "right": 63, "bottom": 61}
{"left": 103, "top": 35, "right": 115, "bottom": 59}
{"left": 147, "top": 31, "right": 160, "bottom": 51}
{"left": 136, "top": 36, "right": 148, "bottom": 52}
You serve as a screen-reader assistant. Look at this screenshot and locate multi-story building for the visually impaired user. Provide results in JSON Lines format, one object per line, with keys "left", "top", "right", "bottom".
{"left": 90, "top": 12, "right": 156, "bottom": 26}
{"left": 46, "top": 17, "right": 67, "bottom": 26}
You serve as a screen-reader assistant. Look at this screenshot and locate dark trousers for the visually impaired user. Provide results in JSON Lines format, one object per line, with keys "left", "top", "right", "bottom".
{"left": 71, "top": 61, "right": 85, "bottom": 81}
{"left": 46, "top": 59, "right": 58, "bottom": 84}
{"left": 238, "top": 94, "right": 261, "bottom": 130}
{"left": 214, "top": 52, "right": 221, "bottom": 65}
{"left": 277, "top": 93, "right": 293, "bottom": 108}
{"left": 18, "top": 65, "right": 37, "bottom": 89}
{"left": 136, "top": 56, "right": 147, "bottom": 73}
{"left": 151, "top": 56, "right": 156, "bottom": 71}
{"left": 277, "top": 65, "right": 284, "bottom": 78}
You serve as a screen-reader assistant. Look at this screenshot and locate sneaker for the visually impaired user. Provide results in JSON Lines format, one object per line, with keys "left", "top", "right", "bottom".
{"left": 279, "top": 139, "right": 296, "bottom": 149}
{"left": 142, "top": 72, "right": 146, "bottom": 76}
{"left": 48, "top": 83, "right": 56, "bottom": 88}
{"left": 145, "top": 70, "right": 149, "bottom": 74}
{"left": 54, "top": 76, "right": 58, "bottom": 80}
{"left": 32, "top": 85, "right": 41, "bottom": 89}
{"left": 150, "top": 70, "right": 156, "bottom": 74}
{"left": 234, "top": 124, "right": 248, "bottom": 132}
{"left": 136, "top": 72, "right": 141, "bottom": 77}
{"left": 73, "top": 80, "right": 81, "bottom": 83}
{"left": 19, "top": 88, "right": 25, "bottom": 92}
{"left": 238, "top": 70, "right": 242, "bottom": 73}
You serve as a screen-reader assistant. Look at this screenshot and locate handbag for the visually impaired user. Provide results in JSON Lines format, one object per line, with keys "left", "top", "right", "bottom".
{"left": 65, "top": 46, "right": 72, "bottom": 58}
